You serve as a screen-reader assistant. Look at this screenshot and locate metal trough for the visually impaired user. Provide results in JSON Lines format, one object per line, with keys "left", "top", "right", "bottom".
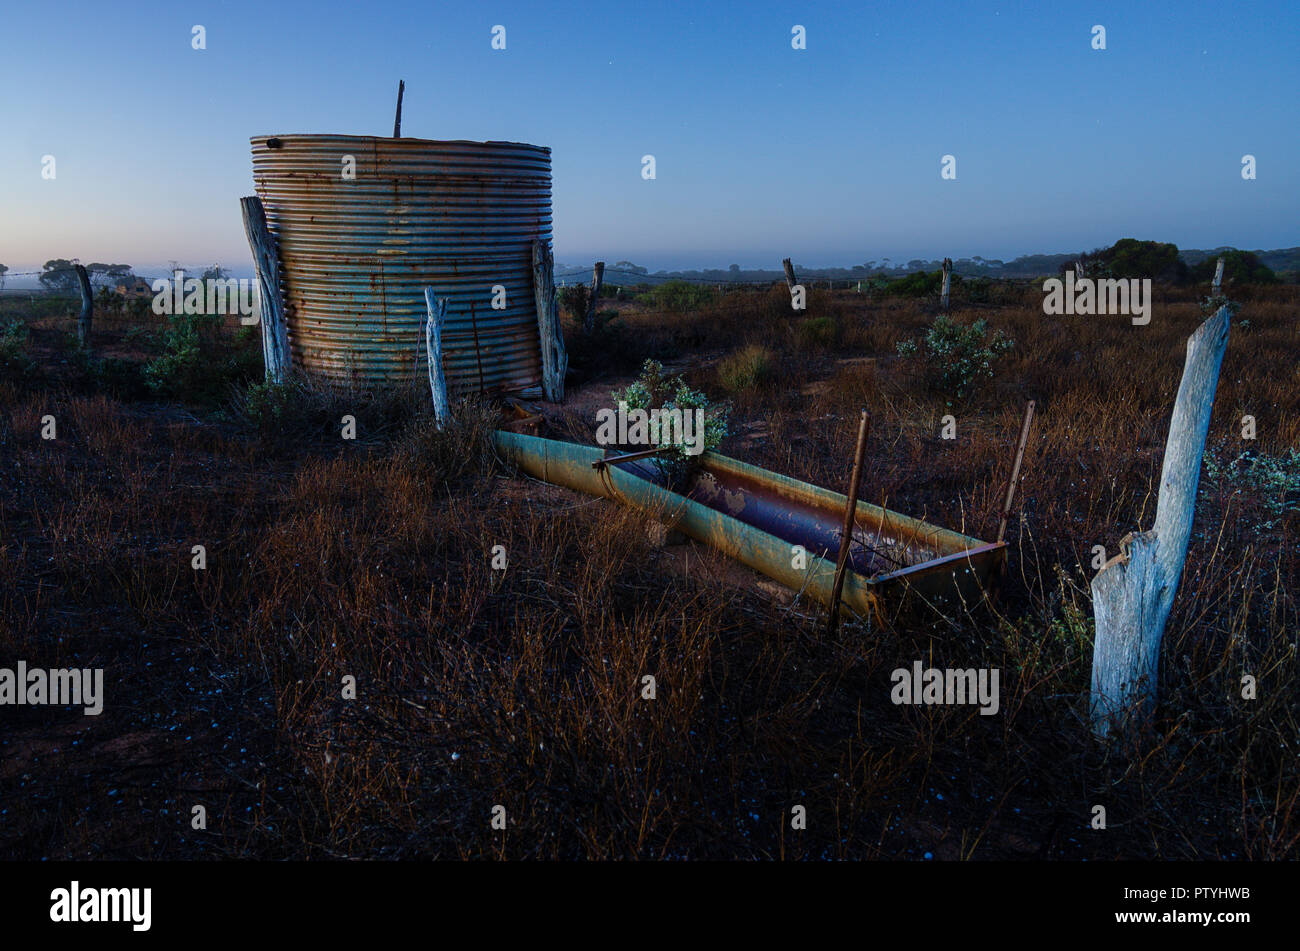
{"left": 493, "top": 430, "right": 1006, "bottom": 615}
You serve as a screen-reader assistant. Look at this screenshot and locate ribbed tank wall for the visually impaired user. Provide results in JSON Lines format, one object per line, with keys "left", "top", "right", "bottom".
{"left": 250, "top": 134, "right": 551, "bottom": 394}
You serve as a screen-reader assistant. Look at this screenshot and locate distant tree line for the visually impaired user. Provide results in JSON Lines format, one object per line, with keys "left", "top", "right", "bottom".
{"left": 1064, "top": 240, "right": 1279, "bottom": 285}
{"left": 581, "top": 240, "right": 1292, "bottom": 286}
{"left": 30, "top": 260, "right": 233, "bottom": 294}
{"left": 38, "top": 259, "right": 136, "bottom": 292}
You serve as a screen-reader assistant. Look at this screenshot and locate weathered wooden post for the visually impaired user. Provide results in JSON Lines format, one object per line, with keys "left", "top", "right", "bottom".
{"left": 240, "top": 196, "right": 291, "bottom": 383}
{"left": 422, "top": 289, "right": 451, "bottom": 425}
{"left": 393, "top": 79, "right": 405, "bottom": 138}
{"left": 1211, "top": 256, "right": 1224, "bottom": 296}
{"left": 584, "top": 261, "right": 604, "bottom": 334}
{"left": 940, "top": 258, "right": 952, "bottom": 311}
{"left": 782, "top": 258, "right": 798, "bottom": 291}
{"left": 828, "top": 409, "right": 871, "bottom": 633}
{"left": 532, "top": 239, "right": 567, "bottom": 402}
{"left": 1089, "top": 307, "right": 1231, "bottom": 737}
{"left": 73, "top": 263, "right": 93, "bottom": 350}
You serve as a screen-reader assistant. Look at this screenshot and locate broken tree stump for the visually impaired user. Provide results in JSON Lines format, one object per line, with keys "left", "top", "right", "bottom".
{"left": 1089, "top": 306, "right": 1231, "bottom": 737}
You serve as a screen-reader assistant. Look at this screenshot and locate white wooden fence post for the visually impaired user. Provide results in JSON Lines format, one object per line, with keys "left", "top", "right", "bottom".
{"left": 422, "top": 289, "right": 451, "bottom": 425}
{"left": 1089, "top": 307, "right": 1231, "bottom": 737}
{"left": 1211, "top": 256, "right": 1224, "bottom": 296}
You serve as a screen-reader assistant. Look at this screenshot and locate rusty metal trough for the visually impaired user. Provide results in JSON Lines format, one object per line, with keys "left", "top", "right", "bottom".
{"left": 493, "top": 430, "right": 1006, "bottom": 615}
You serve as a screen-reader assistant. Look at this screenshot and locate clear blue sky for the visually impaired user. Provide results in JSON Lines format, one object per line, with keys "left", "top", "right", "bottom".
{"left": 1, "top": 0, "right": 1296, "bottom": 277}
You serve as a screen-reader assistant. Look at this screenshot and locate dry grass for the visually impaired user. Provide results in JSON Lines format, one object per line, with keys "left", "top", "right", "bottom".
{"left": 0, "top": 281, "right": 1296, "bottom": 859}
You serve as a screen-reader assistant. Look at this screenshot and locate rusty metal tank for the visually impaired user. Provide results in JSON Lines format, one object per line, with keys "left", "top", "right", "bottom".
{"left": 249, "top": 134, "right": 550, "bottom": 394}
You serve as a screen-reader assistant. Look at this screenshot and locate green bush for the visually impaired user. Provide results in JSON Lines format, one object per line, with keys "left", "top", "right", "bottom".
{"left": 65, "top": 347, "right": 150, "bottom": 399}
{"left": 94, "top": 357, "right": 149, "bottom": 399}
{"left": 639, "top": 280, "right": 716, "bottom": 313}
{"left": 143, "top": 313, "right": 259, "bottom": 402}
{"left": 717, "top": 344, "right": 775, "bottom": 392}
{"left": 230, "top": 376, "right": 357, "bottom": 448}
{"left": 965, "top": 277, "right": 992, "bottom": 304}
{"left": 0, "top": 318, "right": 36, "bottom": 381}
{"left": 1091, "top": 238, "right": 1187, "bottom": 283}
{"left": 610, "top": 359, "right": 728, "bottom": 486}
{"left": 795, "top": 316, "right": 839, "bottom": 350}
{"left": 1188, "top": 250, "right": 1278, "bottom": 286}
{"left": 885, "top": 270, "right": 945, "bottom": 298}
{"left": 1203, "top": 447, "right": 1300, "bottom": 531}
{"left": 558, "top": 284, "right": 590, "bottom": 321}
{"left": 896, "top": 315, "right": 1014, "bottom": 400}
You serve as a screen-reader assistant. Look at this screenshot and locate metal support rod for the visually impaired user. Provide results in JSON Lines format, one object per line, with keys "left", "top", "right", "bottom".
{"left": 997, "top": 400, "right": 1036, "bottom": 544}
{"left": 393, "top": 79, "right": 405, "bottom": 138}
{"left": 828, "top": 409, "right": 871, "bottom": 632}
{"left": 591, "top": 446, "right": 671, "bottom": 470}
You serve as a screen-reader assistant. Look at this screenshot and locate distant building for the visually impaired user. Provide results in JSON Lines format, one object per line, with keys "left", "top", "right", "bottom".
{"left": 116, "top": 277, "right": 153, "bottom": 299}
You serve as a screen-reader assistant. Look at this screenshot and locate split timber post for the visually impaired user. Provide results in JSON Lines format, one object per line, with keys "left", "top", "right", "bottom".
{"left": 584, "top": 261, "right": 605, "bottom": 334}
{"left": 240, "top": 196, "right": 291, "bottom": 383}
{"left": 73, "top": 263, "right": 92, "bottom": 351}
{"left": 532, "top": 239, "right": 567, "bottom": 402}
{"left": 1089, "top": 307, "right": 1231, "bottom": 738}
{"left": 828, "top": 409, "right": 871, "bottom": 633}
{"left": 782, "top": 257, "right": 798, "bottom": 291}
{"left": 422, "top": 289, "right": 451, "bottom": 425}
{"left": 1211, "top": 256, "right": 1224, "bottom": 296}
{"left": 940, "top": 258, "right": 952, "bottom": 312}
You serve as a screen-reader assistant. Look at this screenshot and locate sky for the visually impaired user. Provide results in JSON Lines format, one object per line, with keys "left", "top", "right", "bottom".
{"left": 0, "top": 0, "right": 1296, "bottom": 279}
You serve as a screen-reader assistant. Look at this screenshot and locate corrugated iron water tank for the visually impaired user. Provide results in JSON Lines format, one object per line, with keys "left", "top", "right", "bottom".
{"left": 250, "top": 134, "right": 551, "bottom": 394}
